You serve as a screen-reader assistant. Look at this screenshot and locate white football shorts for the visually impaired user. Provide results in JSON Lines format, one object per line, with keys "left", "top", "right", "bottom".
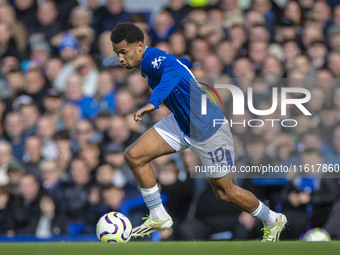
{"left": 153, "top": 113, "right": 235, "bottom": 178}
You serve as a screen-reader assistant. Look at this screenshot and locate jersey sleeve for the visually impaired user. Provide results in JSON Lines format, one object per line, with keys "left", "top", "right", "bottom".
{"left": 148, "top": 57, "right": 185, "bottom": 109}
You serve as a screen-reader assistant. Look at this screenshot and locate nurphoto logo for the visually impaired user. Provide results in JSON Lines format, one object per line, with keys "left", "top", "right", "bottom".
{"left": 200, "top": 83, "right": 312, "bottom": 128}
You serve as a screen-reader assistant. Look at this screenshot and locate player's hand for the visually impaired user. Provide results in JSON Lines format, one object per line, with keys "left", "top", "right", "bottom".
{"left": 134, "top": 103, "right": 155, "bottom": 122}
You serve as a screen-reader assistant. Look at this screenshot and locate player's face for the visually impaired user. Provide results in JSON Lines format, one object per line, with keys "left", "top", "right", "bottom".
{"left": 112, "top": 40, "right": 144, "bottom": 69}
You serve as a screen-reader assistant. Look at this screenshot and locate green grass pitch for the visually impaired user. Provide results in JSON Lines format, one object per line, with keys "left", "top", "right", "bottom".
{"left": 1, "top": 241, "right": 340, "bottom": 255}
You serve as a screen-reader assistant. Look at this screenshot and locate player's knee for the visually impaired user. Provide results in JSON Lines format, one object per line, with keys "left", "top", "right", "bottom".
{"left": 124, "top": 146, "right": 144, "bottom": 169}
{"left": 124, "top": 146, "right": 137, "bottom": 167}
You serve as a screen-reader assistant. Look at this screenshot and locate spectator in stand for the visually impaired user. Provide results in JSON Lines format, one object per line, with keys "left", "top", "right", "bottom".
{"left": 323, "top": 194, "right": 340, "bottom": 240}
{"left": 0, "top": 4, "right": 27, "bottom": 54}
{"left": 37, "top": 116, "right": 58, "bottom": 160}
{"left": 96, "top": 162, "right": 139, "bottom": 200}
{"left": 11, "top": 173, "right": 44, "bottom": 235}
{"left": 35, "top": 195, "right": 67, "bottom": 238}
{"left": 249, "top": 41, "right": 269, "bottom": 74}
{"left": 283, "top": 0, "right": 304, "bottom": 27}
{"left": 332, "top": 87, "right": 340, "bottom": 119}
{"left": 40, "top": 160, "right": 64, "bottom": 207}
{"left": 53, "top": 130, "right": 73, "bottom": 175}
{"left": 306, "top": 86, "right": 326, "bottom": 116}
{"left": 0, "top": 185, "right": 14, "bottom": 236}
{"left": 115, "top": 89, "right": 137, "bottom": 116}
{"left": 251, "top": 0, "right": 279, "bottom": 39}
{"left": 54, "top": 54, "right": 99, "bottom": 97}
{"left": 280, "top": 149, "right": 338, "bottom": 240}
{"left": 56, "top": 33, "right": 79, "bottom": 64}
{"left": 126, "top": 70, "right": 151, "bottom": 109}
{"left": 6, "top": 161, "right": 24, "bottom": 196}
{"left": 93, "top": 110, "right": 111, "bottom": 143}
{"left": 202, "top": 53, "right": 230, "bottom": 85}
{"left": 189, "top": 38, "right": 211, "bottom": 63}
{"left": 43, "top": 88, "right": 64, "bottom": 129}
{"left": 78, "top": 143, "right": 103, "bottom": 180}
{"left": 22, "top": 136, "right": 44, "bottom": 178}
{"left": 101, "top": 183, "right": 125, "bottom": 211}
{"left": 94, "top": 70, "right": 116, "bottom": 114}
{"left": 327, "top": 25, "right": 340, "bottom": 52}
{"left": 0, "top": 23, "right": 21, "bottom": 62}
{"left": 97, "top": 31, "right": 120, "bottom": 68}
{"left": 318, "top": 101, "right": 339, "bottom": 146}
{"left": 150, "top": 10, "right": 176, "bottom": 45}
{"left": 249, "top": 24, "right": 270, "bottom": 43}
{"left": 2, "top": 70, "right": 24, "bottom": 113}
{"left": 332, "top": 5, "right": 340, "bottom": 26}
{"left": 107, "top": 115, "right": 140, "bottom": 149}
{"left": 275, "top": 18, "right": 298, "bottom": 43}
{"left": 60, "top": 103, "right": 80, "bottom": 135}
{"left": 92, "top": 0, "right": 130, "bottom": 36}
{"left": 306, "top": 40, "right": 327, "bottom": 70}
{"left": 83, "top": 185, "right": 107, "bottom": 234}
{"left": 229, "top": 24, "right": 248, "bottom": 57}
{"left": 64, "top": 73, "right": 97, "bottom": 119}
{"left": 245, "top": 10, "right": 265, "bottom": 29}
{"left": 103, "top": 142, "right": 133, "bottom": 182}
{"left": 22, "top": 41, "right": 51, "bottom": 72}
{"left": 164, "top": 0, "right": 192, "bottom": 28}
{"left": 216, "top": 41, "right": 236, "bottom": 77}
{"left": 4, "top": 112, "right": 26, "bottom": 161}
{"left": 262, "top": 55, "right": 284, "bottom": 83}
{"left": 168, "top": 32, "right": 188, "bottom": 58}
{"left": 282, "top": 39, "right": 301, "bottom": 71}
{"left": 314, "top": 68, "right": 336, "bottom": 98}
{"left": 63, "top": 157, "right": 94, "bottom": 224}
{"left": 19, "top": 102, "right": 40, "bottom": 137}
{"left": 220, "top": 0, "right": 244, "bottom": 28}
{"left": 69, "top": 7, "right": 93, "bottom": 28}
{"left": 51, "top": 25, "right": 96, "bottom": 56}
{"left": 22, "top": 69, "right": 49, "bottom": 113}
{"left": 14, "top": 0, "right": 37, "bottom": 33}
{"left": 313, "top": 0, "right": 332, "bottom": 23}
{"left": 51, "top": 0, "right": 78, "bottom": 30}
{"left": 44, "top": 58, "right": 63, "bottom": 89}
{"left": 30, "top": 0, "right": 62, "bottom": 43}
{"left": 0, "top": 141, "right": 13, "bottom": 186}
{"left": 74, "top": 119, "right": 100, "bottom": 153}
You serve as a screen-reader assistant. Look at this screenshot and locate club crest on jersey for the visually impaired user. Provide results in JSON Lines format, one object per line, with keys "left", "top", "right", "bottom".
{"left": 151, "top": 56, "right": 166, "bottom": 69}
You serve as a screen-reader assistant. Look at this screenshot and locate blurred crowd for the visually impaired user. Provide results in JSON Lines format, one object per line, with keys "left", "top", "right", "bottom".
{"left": 0, "top": 0, "right": 340, "bottom": 241}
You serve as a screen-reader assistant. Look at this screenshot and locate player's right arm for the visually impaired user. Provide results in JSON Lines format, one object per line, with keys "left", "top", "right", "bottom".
{"left": 134, "top": 103, "right": 155, "bottom": 122}
{"left": 148, "top": 57, "right": 186, "bottom": 109}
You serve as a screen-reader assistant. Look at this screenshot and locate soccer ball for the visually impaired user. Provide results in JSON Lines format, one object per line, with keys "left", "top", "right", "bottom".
{"left": 303, "top": 228, "right": 331, "bottom": 242}
{"left": 96, "top": 212, "right": 132, "bottom": 243}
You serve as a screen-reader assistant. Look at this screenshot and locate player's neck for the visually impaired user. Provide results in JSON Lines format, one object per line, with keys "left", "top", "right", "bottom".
{"left": 136, "top": 45, "right": 147, "bottom": 69}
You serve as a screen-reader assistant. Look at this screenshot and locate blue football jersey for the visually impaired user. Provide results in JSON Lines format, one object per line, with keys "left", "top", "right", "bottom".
{"left": 140, "top": 47, "right": 224, "bottom": 141}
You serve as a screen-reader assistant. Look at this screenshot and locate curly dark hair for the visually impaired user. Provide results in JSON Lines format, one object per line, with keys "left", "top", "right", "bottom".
{"left": 110, "top": 22, "right": 144, "bottom": 44}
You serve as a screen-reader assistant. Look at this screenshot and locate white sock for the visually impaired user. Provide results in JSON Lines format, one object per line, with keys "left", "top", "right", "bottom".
{"left": 140, "top": 184, "right": 159, "bottom": 196}
{"left": 150, "top": 203, "right": 167, "bottom": 221}
{"left": 264, "top": 209, "right": 278, "bottom": 228}
{"left": 250, "top": 200, "right": 278, "bottom": 228}
{"left": 140, "top": 184, "right": 167, "bottom": 220}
